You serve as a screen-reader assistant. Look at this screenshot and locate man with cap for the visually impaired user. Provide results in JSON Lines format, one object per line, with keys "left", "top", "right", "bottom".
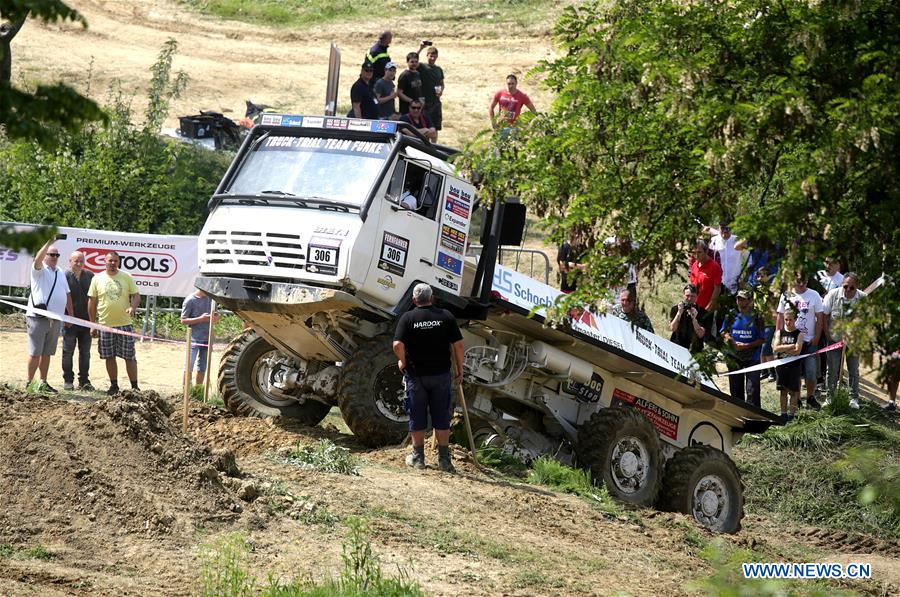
{"left": 393, "top": 283, "right": 465, "bottom": 472}
{"left": 350, "top": 61, "right": 379, "bottom": 120}
{"left": 720, "top": 289, "right": 766, "bottom": 407}
{"left": 374, "top": 61, "right": 399, "bottom": 120}
{"left": 366, "top": 30, "right": 393, "bottom": 81}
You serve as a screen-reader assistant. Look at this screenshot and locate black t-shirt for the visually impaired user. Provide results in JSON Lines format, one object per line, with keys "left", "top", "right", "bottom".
{"left": 669, "top": 303, "right": 710, "bottom": 353}
{"left": 557, "top": 241, "right": 579, "bottom": 292}
{"left": 394, "top": 305, "right": 463, "bottom": 376}
{"left": 397, "top": 70, "right": 423, "bottom": 115}
{"left": 350, "top": 78, "right": 379, "bottom": 120}
{"left": 65, "top": 269, "right": 93, "bottom": 321}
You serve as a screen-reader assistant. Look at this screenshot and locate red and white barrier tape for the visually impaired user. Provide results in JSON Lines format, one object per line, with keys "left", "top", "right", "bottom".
{"left": 721, "top": 340, "right": 844, "bottom": 376}
{"left": 0, "top": 299, "right": 212, "bottom": 348}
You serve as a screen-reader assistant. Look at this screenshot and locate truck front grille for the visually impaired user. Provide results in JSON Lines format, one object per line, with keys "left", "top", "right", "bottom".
{"left": 204, "top": 230, "right": 305, "bottom": 270}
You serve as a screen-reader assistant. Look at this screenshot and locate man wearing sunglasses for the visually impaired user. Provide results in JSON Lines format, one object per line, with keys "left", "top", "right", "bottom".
{"left": 26, "top": 238, "right": 73, "bottom": 394}
{"left": 399, "top": 102, "right": 437, "bottom": 141}
{"left": 823, "top": 272, "right": 867, "bottom": 408}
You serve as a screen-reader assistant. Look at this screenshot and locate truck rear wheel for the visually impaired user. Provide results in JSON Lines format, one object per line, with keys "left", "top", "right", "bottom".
{"left": 218, "top": 330, "right": 332, "bottom": 424}
{"left": 576, "top": 407, "right": 664, "bottom": 507}
{"left": 659, "top": 445, "right": 744, "bottom": 534}
{"left": 338, "top": 335, "right": 408, "bottom": 447}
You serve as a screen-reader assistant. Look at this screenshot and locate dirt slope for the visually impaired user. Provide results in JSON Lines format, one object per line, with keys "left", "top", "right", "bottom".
{"left": 1, "top": 388, "right": 897, "bottom": 595}
{"left": 12, "top": 0, "right": 555, "bottom": 147}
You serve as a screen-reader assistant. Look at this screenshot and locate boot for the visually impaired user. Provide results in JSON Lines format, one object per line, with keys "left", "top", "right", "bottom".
{"left": 438, "top": 445, "right": 455, "bottom": 473}
{"left": 405, "top": 445, "right": 425, "bottom": 470}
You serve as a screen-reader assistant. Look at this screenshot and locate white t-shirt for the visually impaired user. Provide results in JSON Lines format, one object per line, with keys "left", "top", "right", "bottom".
{"left": 777, "top": 288, "right": 824, "bottom": 343}
{"left": 400, "top": 191, "right": 418, "bottom": 210}
{"left": 29, "top": 265, "right": 70, "bottom": 316}
{"left": 817, "top": 270, "right": 844, "bottom": 296}
{"left": 710, "top": 234, "right": 742, "bottom": 292}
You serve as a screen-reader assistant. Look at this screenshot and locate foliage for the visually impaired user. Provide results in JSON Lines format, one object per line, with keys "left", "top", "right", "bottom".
{"left": 0, "top": 39, "right": 229, "bottom": 237}
{"left": 474, "top": 445, "right": 528, "bottom": 474}
{"left": 285, "top": 439, "right": 360, "bottom": 475}
{"left": 459, "top": 0, "right": 900, "bottom": 360}
{"left": 133, "top": 311, "right": 244, "bottom": 343}
{"left": 837, "top": 447, "right": 900, "bottom": 520}
{"left": 200, "top": 522, "right": 425, "bottom": 597}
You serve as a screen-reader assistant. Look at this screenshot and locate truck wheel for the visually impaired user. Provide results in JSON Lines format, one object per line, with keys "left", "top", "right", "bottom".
{"left": 576, "top": 407, "right": 664, "bottom": 507}
{"left": 218, "top": 330, "right": 332, "bottom": 424}
{"left": 659, "top": 445, "right": 744, "bottom": 533}
{"left": 338, "top": 335, "right": 408, "bottom": 447}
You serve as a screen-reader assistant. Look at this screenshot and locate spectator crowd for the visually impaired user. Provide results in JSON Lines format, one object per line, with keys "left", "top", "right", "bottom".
{"left": 350, "top": 31, "right": 536, "bottom": 140}
{"left": 557, "top": 221, "right": 897, "bottom": 418}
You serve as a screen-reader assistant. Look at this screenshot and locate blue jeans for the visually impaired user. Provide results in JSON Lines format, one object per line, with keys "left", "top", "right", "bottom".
{"left": 826, "top": 346, "right": 860, "bottom": 399}
{"left": 189, "top": 344, "right": 209, "bottom": 373}
{"left": 728, "top": 359, "right": 761, "bottom": 408}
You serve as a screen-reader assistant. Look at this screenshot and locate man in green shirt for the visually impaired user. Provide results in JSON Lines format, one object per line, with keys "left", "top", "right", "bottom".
{"left": 612, "top": 288, "right": 654, "bottom": 333}
{"left": 88, "top": 251, "right": 141, "bottom": 395}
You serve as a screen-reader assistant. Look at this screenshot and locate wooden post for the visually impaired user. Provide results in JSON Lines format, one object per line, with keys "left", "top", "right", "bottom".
{"left": 202, "top": 300, "right": 216, "bottom": 404}
{"left": 182, "top": 327, "right": 192, "bottom": 434}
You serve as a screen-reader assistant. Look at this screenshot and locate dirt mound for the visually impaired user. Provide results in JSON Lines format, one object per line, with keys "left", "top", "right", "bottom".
{"left": 0, "top": 387, "right": 242, "bottom": 548}
{"left": 184, "top": 402, "right": 348, "bottom": 457}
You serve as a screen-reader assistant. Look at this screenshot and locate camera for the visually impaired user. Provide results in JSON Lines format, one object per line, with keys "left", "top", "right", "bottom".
{"left": 680, "top": 302, "right": 695, "bottom": 312}
{"left": 422, "top": 40, "right": 433, "bottom": 46}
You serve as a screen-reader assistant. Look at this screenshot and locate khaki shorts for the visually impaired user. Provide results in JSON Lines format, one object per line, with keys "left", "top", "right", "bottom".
{"left": 27, "top": 316, "right": 61, "bottom": 357}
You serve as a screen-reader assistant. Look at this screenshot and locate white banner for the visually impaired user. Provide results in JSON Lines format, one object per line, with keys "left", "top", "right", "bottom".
{"left": 0, "top": 223, "right": 199, "bottom": 297}
{"left": 491, "top": 265, "right": 719, "bottom": 391}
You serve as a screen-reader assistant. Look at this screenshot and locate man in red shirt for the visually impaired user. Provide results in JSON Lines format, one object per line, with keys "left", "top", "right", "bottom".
{"left": 689, "top": 240, "right": 722, "bottom": 310}
{"left": 489, "top": 74, "right": 536, "bottom": 128}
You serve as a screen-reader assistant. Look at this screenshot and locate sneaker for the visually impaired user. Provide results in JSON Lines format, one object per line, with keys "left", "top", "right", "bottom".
{"left": 806, "top": 396, "right": 822, "bottom": 411}
{"left": 849, "top": 398, "right": 860, "bottom": 410}
{"left": 38, "top": 381, "right": 58, "bottom": 394}
{"left": 63, "top": 382, "right": 75, "bottom": 391}
{"left": 886, "top": 402, "right": 897, "bottom": 412}
{"left": 405, "top": 452, "right": 425, "bottom": 470}
{"left": 106, "top": 384, "right": 120, "bottom": 396}
{"left": 79, "top": 382, "right": 95, "bottom": 391}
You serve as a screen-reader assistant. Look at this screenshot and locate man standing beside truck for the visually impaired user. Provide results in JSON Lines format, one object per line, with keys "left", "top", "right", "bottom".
{"left": 393, "top": 283, "right": 465, "bottom": 472}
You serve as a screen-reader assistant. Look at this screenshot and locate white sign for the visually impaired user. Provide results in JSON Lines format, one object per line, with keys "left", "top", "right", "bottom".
{"left": 0, "top": 223, "right": 200, "bottom": 297}
{"left": 491, "top": 264, "right": 720, "bottom": 391}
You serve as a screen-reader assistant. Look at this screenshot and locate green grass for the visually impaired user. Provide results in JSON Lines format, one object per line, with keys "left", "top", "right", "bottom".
{"left": 526, "top": 456, "right": 622, "bottom": 516}
{"left": 474, "top": 446, "right": 528, "bottom": 475}
{"left": 133, "top": 311, "right": 244, "bottom": 343}
{"left": 738, "top": 405, "right": 900, "bottom": 540}
{"left": 282, "top": 439, "right": 360, "bottom": 475}
{"left": 200, "top": 520, "right": 425, "bottom": 596}
{"left": 181, "top": 0, "right": 556, "bottom": 30}
{"left": 0, "top": 543, "right": 57, "bottom": 561}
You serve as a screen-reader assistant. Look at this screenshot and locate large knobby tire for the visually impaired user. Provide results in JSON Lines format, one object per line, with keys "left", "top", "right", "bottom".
{"left": 337, "top": 335, "right": 408, "bottom": 447}
{"left": 218, "top": 330, "right": 332, "bottom": 424}
{"left": 659, "top": 445, "right": 744, "bottom": 534}
{"left": 576, "top": 407, "right": 664, "bottom": 507}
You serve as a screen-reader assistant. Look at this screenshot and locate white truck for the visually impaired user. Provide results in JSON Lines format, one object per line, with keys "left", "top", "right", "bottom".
{"left": 196, "top": 114, "right": 779, "bottom": 533}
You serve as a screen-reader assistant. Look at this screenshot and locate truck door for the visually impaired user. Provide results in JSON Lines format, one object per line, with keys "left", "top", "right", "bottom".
{"left": 432, "top": 177, "right": 474, "bottom": 296}
{"left": 364, "top": 156, "right": 443, "bottom": 306}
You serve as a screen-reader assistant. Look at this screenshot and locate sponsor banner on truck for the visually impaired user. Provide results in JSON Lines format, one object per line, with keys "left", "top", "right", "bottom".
{"left": 490, "top": 264, "right": 719, "bottom": 391}
{"left": 611, "top": 388, "right": 680, "bottom": 440}
{"left": 0, "top": 223, "right": 198, "bottom": 296}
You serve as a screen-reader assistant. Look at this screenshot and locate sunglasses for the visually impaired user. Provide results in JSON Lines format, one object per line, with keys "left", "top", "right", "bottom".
{"left": 47, "top": 253, "right": 60, "bottom": 257}
{"left": 409, "top": 106, "right": 422, "bottom": 111}
{"left": 842, "top": 285, "right": 855, "bottom": 290}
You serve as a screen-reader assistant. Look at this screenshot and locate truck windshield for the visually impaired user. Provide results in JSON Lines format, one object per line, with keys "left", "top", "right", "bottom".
{"left": 226, "top": 136, "right": 391, "bottom": 207}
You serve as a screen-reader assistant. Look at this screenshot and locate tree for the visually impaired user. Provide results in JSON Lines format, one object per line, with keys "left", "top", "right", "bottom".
{"left": 0, "top": 0, "right": 106, "bottom": 251}
{"left": 460, "top": 0, "right": 899, "bottom": 362}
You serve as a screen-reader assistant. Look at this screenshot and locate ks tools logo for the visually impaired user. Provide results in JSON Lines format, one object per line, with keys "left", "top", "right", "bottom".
{"left": 81, "top": 248, "right": 178, "bottom": 279}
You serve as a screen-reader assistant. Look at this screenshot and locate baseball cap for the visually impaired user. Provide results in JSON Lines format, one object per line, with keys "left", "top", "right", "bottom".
{"left": 385, "top": 61, "right": 397, "bottom": 70}
{"left": 361, "top": 61, "right": 374, "bottom": 69}
{"left": 736, "top": 289, "right": 752, "bottom": 299}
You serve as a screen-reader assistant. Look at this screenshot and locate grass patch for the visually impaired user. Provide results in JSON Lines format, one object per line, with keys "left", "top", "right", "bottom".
{"left": 181, "top": 0, "right": 556, "bottom": 30}
{"left": 133, "top": 311, "right": 244, "bottom": 343}
{"left": 526, "top": 456, "right": 622, "bottom": 516}
{"left": 282, "top": 439, "right": 360, "bottom": 475}
{"left": 475, "top": 446, "right": 528, "bottom": 475}
{"left": 200, "top": 519, "right": 425, "bottom": 596}
{"left": 0, "top": 544, "right": 57, "bottom": 561}
{"left": 738, "top": 406, "right": 900, "bottom": 540}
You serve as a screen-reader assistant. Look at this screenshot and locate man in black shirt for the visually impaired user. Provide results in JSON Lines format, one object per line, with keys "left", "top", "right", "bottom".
{"left": 62, "top": 250, "right": 94, "bottom": 390}
{"left": 350, "top": 61, "right": 379, "bottom": 120}
{"left": 393, "top": 283, "right": 465, "bottom": 472}
{"left": 668, "top": 283, "right": 710, "bottom": 353}
{"left": 397, "top": 52, "right": 424, "bottom": 116}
